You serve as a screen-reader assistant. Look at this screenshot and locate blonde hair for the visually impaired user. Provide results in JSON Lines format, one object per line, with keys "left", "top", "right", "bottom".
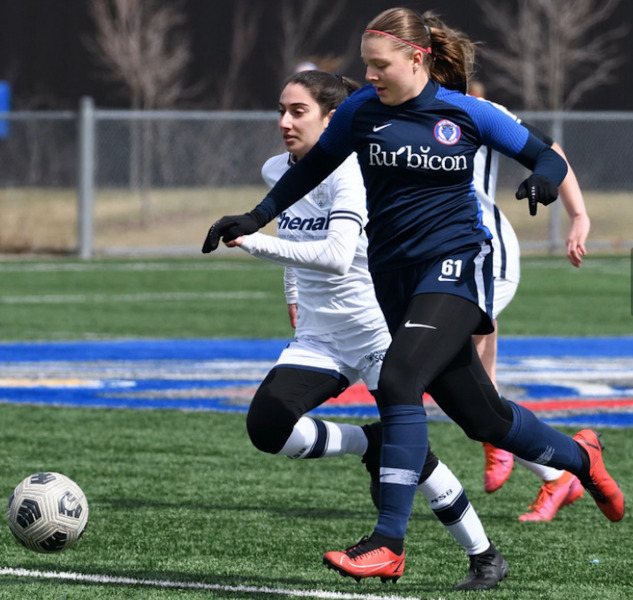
{"left": 364, "top": 8, "right": 477, "bottom": 93}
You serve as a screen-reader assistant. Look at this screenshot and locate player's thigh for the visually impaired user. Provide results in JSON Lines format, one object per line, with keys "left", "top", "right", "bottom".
{"left": 427, "top": 340, "right": 513, "bottom": 441}
{"left": 258, "top": 337, "right": 349, "bottom": 415}
{"left": 378, "top": 293, "right": 483, "bottom": 407}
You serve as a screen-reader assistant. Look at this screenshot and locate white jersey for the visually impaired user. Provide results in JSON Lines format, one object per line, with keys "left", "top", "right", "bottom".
{"left": 472, "top": 99, "right": 521, "bottom": 284}
{"left": 240, "top": 152, "right": 387, "bottom": 336}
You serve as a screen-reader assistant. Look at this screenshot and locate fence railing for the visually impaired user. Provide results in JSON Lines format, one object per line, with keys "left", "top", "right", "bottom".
{"left": 1, "top": 99, "right": 631, "bottom": 258}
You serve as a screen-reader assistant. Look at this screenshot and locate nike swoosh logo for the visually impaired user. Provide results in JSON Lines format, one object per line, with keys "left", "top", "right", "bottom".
{"left": 404, "top": 320, "right": 436, "bottom": 329}
{"left": 373, "top": 123, "right": 392, "bottom": 132}
{"left": 350, "top": 560, "right": 398, "bottom": 570}
{"left": 438, "top": 276, "right": 459, "bottom": 282}
{"left": 582, "top": 441, "right": 601, "bottom": 451}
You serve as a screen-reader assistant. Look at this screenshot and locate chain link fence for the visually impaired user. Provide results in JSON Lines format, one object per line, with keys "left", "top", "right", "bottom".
{"left": 1, "top": 100, "right": 632, "bottom": 257}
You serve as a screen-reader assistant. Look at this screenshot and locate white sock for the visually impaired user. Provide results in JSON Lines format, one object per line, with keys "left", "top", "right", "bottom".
{"left": 515, "top": 456, "right": 564, "bottom": 481}
{"left": 417, "top": 461, "right": 490, "bottom": 555}
{"left": 277, "top": 416, "right": 368, "bottom": 459}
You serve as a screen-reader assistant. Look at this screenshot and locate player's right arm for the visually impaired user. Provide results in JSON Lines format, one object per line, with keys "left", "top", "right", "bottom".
{"left": 202, "top": 143, "right": 346, "bottom": 253}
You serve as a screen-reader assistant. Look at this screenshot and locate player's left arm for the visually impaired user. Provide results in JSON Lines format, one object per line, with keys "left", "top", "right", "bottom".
{"left": 474, "top": 102, "right": 567, "bottom": 215}
{"left": 284, "top": 267, "right": 298, "bottom": 329}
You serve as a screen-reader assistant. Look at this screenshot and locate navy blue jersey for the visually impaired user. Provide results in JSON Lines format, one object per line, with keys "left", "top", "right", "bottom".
{"left": 257, "top": 80, "right": 567, "bottom": 274}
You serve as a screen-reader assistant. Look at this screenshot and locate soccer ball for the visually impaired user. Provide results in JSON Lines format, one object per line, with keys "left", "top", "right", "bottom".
{"left": 6, "top": 472, "right": 89, "bottom": 553}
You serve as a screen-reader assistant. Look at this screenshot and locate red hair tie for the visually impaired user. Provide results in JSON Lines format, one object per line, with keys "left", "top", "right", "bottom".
{"left": 365, "top": 29, "right": 432, "bottom": 54}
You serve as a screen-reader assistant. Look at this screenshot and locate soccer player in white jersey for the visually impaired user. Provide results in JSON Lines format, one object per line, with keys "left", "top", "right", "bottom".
{"left": 469, "top": 82, "right": 592, "bottom": 521}
{"left": 225, "top": 69, "right": 508, "bottom": 591}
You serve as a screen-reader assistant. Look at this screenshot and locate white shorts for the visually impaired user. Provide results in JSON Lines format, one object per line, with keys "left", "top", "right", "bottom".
{"left": 275, "top": 320, "right": 391, "bottom": 391}
{"left": 492, "top": 277, "right": 519, "bottom": 319}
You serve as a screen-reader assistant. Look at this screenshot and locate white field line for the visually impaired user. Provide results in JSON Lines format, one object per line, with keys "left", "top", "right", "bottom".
{"left": 0, "top": 291, "right": 271, "bottom": 304}
{"left": 0, "top": 261, "right": 270, "bottom": 273}
{"left": 0, "top": 567, "right": 429, "bottom": 600}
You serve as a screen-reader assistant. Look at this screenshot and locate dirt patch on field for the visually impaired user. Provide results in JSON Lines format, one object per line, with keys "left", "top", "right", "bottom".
{"left": 0, "top": 186, "right": 631, "bottom": 256}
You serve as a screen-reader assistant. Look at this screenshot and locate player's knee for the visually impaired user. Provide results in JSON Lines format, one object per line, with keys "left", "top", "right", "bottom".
{"left": 376, "top": 364, "right": 421, "bottom": 408}
{"left": 460, "top": 416, "right": 507, "bottom": 443}
{"left": 246, "top": 389, "right": 296, "bottom": 454}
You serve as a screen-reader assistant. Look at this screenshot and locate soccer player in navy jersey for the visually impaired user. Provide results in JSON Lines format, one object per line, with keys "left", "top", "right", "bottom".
{"left": 203, "top": 7, "right": 623, "bottom": 584}
{"left": 227, "top": 69, "right": 507, "bottom": 590}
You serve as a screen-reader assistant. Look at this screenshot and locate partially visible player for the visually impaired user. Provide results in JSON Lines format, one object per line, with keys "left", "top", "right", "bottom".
{"left": 225, "top": 69, "right": 508, "bottom": 591}
{"left": 468, "top": 80, "right": 591, "bottom": 521}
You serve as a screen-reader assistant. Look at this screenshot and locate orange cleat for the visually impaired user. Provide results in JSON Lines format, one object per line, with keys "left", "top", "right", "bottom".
{"left": 483, "top": 442, "right": 514, "bottom": 493}
{"left": 323, "top": 535, "right": 405, "bottom": 583}
{"left": 518, "top": 471, "right": 584, "bottom": 522}
{"left": 573, "top": 429, "right": 625, "bottom": 522}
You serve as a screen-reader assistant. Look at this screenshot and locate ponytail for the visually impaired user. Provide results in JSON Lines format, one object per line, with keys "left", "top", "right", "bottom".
{"left": 421, "top": 11, "right": 477, "bottom": 94}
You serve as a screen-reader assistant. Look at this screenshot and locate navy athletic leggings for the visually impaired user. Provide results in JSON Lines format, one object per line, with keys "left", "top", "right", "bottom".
{"left": 375, "top": 292, "right": 514, "bottom": 443}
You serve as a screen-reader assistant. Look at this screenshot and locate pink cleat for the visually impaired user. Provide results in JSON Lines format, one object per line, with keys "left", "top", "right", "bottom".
{"left": 573, "top": 429, "right": 625, "bottom": 522}
{"left": 518, "top": 471, "right": 584, "bottom": 522}
{"left": 323, "top": 535, "right": 405, "bottom": 583}
{"left": 483, "top": 442, "right": 514, "bottom": 493}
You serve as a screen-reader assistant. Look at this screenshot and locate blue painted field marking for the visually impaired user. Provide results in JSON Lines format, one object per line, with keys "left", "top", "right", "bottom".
{"left": 0, "top": 339, "right": 288, "bottom": 361}
{"left": 0, "top": 337, "right": 631, "bottom": 427}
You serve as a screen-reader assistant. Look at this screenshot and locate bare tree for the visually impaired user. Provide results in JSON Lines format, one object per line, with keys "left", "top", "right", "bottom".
{"left": 276, "top": 0, "right": 360, "bottom": 80}
{"left": 477, "top": 0, "right": 628, "bottom": 109}
{"left": 85, "top": 0, "right": 199, "bottom": 109}
{"left": 84, "top": 0, "right": 205, "bottom": 224}
{"left": 219, "top": 0, "right": 262, "bottom": 109}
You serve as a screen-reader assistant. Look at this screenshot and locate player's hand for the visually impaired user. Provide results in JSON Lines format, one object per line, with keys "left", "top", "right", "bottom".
{"left": 224, "top": 235, "right": 246, "bottom": 248}
{"left": 515, "top": 174, "right": 559, "bottom": 216}
{"left": 202, "top": 211, "right": 263, "bottom": 253}
{"left": 287, "top": 303, "right": 297, "bottom": 329}
{"left": 566, "top": 213, "right": 590, "bottom": 267}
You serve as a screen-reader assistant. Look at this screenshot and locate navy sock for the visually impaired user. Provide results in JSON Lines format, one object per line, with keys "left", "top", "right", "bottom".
{"left": 370, "top": 531, "right": 403, "bottom": 555}
{"left": 497, "top": 400, "right": 583, "bottom": 474}
{"left": 374, "top": 404, "right": 427, "bottom": 540}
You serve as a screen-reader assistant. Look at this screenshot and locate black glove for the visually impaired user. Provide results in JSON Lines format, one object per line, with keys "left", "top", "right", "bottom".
{"left": 515, "top": 174, "right": 559, "bottom": 216}
{"left": 201, "top": 210, "right": 266, "bottom": 253}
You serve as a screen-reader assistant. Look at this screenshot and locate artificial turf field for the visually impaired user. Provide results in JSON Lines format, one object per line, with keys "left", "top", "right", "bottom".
{"left": 0, "top": 255, "right": 631, "bottom": 600}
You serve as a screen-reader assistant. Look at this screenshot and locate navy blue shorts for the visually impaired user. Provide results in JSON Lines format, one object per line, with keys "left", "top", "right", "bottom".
{"left": 371, "top": 242, "right": 494, "bottom": 335}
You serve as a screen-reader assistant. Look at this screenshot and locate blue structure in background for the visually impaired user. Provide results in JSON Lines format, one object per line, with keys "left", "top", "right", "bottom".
{"left": 0, "top": 81, "right": 11, "bottom": 139}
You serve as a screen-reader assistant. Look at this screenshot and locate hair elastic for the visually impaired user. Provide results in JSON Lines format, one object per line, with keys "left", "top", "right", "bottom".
{"left": 364, "top": 29, "right": 432, "bottom": 54}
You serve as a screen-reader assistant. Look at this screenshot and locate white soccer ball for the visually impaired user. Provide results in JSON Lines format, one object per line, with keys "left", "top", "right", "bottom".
{"left": 6, "top": 472, "right": 89, "bottom": 553}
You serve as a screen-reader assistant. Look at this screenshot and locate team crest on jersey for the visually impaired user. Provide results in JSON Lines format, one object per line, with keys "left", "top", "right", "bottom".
{"left": 434, "top": 119, "right": 461, "bottom": 145}
{"left": 312, "top": 183, "right": 330, "bottom": 207}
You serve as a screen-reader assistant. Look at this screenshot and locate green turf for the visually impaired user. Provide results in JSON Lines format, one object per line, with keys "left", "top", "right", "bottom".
{"left": 0, "top": 255, "right": 630, "bottom": 340}
{"left": 500, "top": 256, "right": 632, "bottom": 336}
{"left": 0, "top": 406, "right": 631, "bottom": 599}
{"left": 0, "top": 255, "right": 631, "bottom": 598}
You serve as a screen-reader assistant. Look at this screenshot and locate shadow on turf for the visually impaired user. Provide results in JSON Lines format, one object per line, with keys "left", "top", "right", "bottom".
{"left": 98, "top": 496, "right": 448, "bottom": 522}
